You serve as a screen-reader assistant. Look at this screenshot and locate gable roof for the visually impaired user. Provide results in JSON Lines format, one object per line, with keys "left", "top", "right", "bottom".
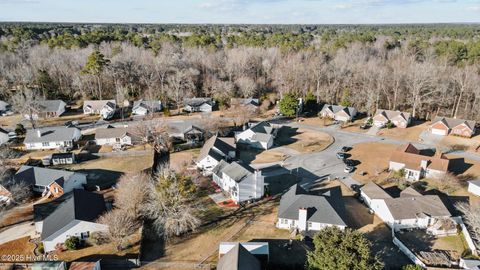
{"left": 133, "top": 99, "right": 162, "bottom": 111}
{"left": 384, "top": 195, "right": 451, "bottom": 220}
{"left": 95, "top": 127, "right": 129, "bottom": 140}
{"left": 278, "top": 184, "right": 346, "bottom": 226}
{"left": 14, "top": 165, "right": 81, "bottom": 188}
{"left": 0, "top": 184, "right": 11, "bottom": 198}
{"left": 0, "top": 100, "right": 9, "bottom": 111}
{"left": 33, "top": 191, "right": 74, "bottom": 222}
{"left": 83, "top": 100, "right": 116, "bottom": 111}
{"left": 24, "top": 126, "right": 79, "bottom": 144}
{"left": 37, "top": 100, "right": 65, "bottom": 113}
{"left": 217, "top": 243, "right": 261, "bottom": 270}
{"left": 197, "top": 135, "right": 236, "bottom": 162}
{"left": 390, "top": 143, "right": 450, "bottom": 172}
{"left": 184, "top": 97, "right": 214, "bottom": 107}
{"left": 360, "top": 182, "right": 392, "bottom": 200}
{"left": 321, "top": 104, "right": 356, "bottom": 117}
{"left": 469, "top": 180, "right": 480, "bottom": 188}
{"left": 214, "top": 161, "right": 255, "bottom": 183}
{"left": 41, "top": 189, "right": 106, "bottom": 240}
{"left": 374, "top": 109, "right": 411, "bottom": 122}
{"left": 245, "top": 121, "right": 274, "bottom": 143}
{"left": 432, "top": 116, "right": 476, "bottom": 131}
{"left": 231, "top": 98, "right": 260, "bottom": 107}
{"left": 400, "top": 187, "right": 422, "bottom": 198}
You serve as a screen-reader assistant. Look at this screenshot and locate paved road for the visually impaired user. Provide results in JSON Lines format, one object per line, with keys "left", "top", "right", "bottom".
{"left": 0, "top": 222, "right": 35, "bottom": 245}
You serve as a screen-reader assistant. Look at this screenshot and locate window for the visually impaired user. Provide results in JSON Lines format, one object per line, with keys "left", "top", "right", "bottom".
{"left": 42, "top": 142, "right": 50, "bottom": 147}
{"left": 308, "top": 222, "right": 312, "bottom": 229}
{"left": 80, "top": 231, "right": 90, "bottom": 239}
{"left": 116, "top": 138, "right": 120, "bottom": 143}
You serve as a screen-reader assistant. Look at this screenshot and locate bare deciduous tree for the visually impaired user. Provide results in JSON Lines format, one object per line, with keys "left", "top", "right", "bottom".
{"left": 114, "top": 173, "right": 149, "bottom": 219}
{"left": 456, "top": 202, "right": 480, "bottom": 247}
{"left": 97, "top": 209, "right": 140, "bottom": 251}
{"left": 11, "top": 88, "right": 44, "bottom": 128}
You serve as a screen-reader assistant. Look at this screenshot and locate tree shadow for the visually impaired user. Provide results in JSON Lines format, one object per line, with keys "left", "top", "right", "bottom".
{"left": 409, "top": 119, "right": 427, "bottom": 128}
{"left": 78, "top": 169, "right": 124, "bottom": 190}
{"left": 249, "top": 238, "right": 311, "bottom": 270}
{"left": 139, "top": 220, "right": 165, "bottom": 262}
{"left": 274, "top": 126, "right": 300, "bottom": 147}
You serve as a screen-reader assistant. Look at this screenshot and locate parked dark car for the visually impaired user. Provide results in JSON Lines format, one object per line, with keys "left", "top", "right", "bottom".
{"left": 360, "top": 124, "right": 371, "bottom": 129}
{"left": 344, "top": 159, "right": 355, "bottom": 166}
{"left": 336, "top": 152, "right": 346, "bottom": 159}
{"left": 341, "top": 146, "right": 352, "bottom": 152}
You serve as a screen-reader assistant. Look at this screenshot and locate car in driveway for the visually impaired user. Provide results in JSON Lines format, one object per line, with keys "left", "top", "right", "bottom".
{"left": 341, "top": 146, "right": 352, "bottom": 152}
{"left": 336, "top": 152, "right": 346, "bottom": 159}
{"left": 344, "top": 159, "right": 355, "bottom": 166}
{"left": 344, "top": 165, "right": 355, "bottom": 173}
{"left": 360, "top": 124, "right": 371, "bottom": 129}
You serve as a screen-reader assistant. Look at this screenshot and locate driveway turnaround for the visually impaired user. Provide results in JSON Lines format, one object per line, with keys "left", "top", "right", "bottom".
{"left": 0, "top": 222, "right": 36, "bottom": 245}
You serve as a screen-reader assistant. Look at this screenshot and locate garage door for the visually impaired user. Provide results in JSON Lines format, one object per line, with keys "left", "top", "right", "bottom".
{"left": 431, "top": 128, "right": 447, "bottom": 136}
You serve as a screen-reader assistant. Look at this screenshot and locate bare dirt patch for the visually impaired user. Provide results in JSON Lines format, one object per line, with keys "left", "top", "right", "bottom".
{"left": 285, "top": 128, "right": 333, "bottom": 153}
{"left": 348, "top": 142, "right": 398, "bottom": 184}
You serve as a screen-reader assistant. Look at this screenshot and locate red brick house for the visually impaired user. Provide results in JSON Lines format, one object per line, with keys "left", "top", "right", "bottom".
{"left": 430, "top": 117, "right": 476, "bottom": 138}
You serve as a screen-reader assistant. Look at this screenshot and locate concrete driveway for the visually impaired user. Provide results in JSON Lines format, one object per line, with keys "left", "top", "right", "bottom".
{"left": 0, "top": 222, "right": 36, "bottom": 245}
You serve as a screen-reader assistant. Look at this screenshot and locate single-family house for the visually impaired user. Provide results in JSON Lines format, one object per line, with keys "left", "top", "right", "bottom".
{"left": 167, "top": 122, "right": 205, "bottom": 143}
{"left": 430, "top": 117, "right": 476, "bottom": 138}
{"left": 0, "top": 100, "right": 11, "bottom": 114}
{"left": 14, "top": 165, "right": 87, "bottom": 197}
{"left": 83, "top": 100, "right": 116, "bottom": 120}
{"left": 360, "top": 183, "right": 453, "bottom": 232}
{"left": 184, "top": 97, "right": 215, "bottom": 113}
{"left": 51, "top": 152, "right": 76, "bottom": 165}
{"left": 69, "top": 260, "right": 102, "bottom": 270}
{"left": 95, "top": 127, "right": 132, "bottom": 148}
{"left": 235, "top": 121, "right": 277, "bottom": 150}
{"left": 372, "top": 109, "right": 412, "bottom": 128}
{"left": 26, "top": 100, "right": 66, "bottom": 120}
{"left": 217, "top": 242, "right": 267, "bottom": 270}
{"left": 32, "top": 262, "right": 67, "bottom": 270}
{"left": 34, "top": 191, "right": 75, "bottom": 234}
{"left": 277, "top": 184, "right": 347, "bottom": 233}
{"left": 468, "top": 180, "right": 480, "bottom": 197}
{"left": 231, "top": 98, "right": 260, "bottom": 112}
{"left": 24, "top": 126, "right": 81, "bottom": 150}
{"left": 0, "top": 184, "right": 12, "bottom": 204}
{"left": 0, "top": 127, "right": 9, "bottom": 145}
{"left": 389, "top": 144, "right": 450, "bottom": 181}
{"left": 319, "top": 104, "right": 357, "bottom": 122}
{"left": 39, "top": 189, "right": 108, "bottom": 252}
{"left": 196, "top": 135, "right": 236, "bottom": 173}
{"left": 459, "top": 258, "right": 480, "bottom": 270}
{"left": 132, "top": 99, "right": 162, "bottom": 115}
{"left": 212, "top": 160, "right": 265, "bottom": 204}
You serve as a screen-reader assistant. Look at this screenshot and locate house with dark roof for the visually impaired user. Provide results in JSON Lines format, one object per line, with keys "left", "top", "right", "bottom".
{"left": 468, "top": 180, "right": 480, "bottom": 197}
{"left": 132, "top": 99, "right": 162, "bottom": 116}
{"left": 95, "top": 127, "right": 132, "bottom": 147}
{"left": 230, "top": 98, "right": 260, "bottom": 112}
{"left": 14, "top": 165, "right": 86, "bottom": 197}
{"left": 25, "top": 100, "right": 66, "bottom": 120}
{"left": 51, "top": 152, "right": 76, "bottom": 165}
{"left": 389, "top": 143, "right": 450, "bottom": 181}
{"left": 83, "top": 100, "right": 116, "bottom": 120}
{"left": 319, "top": 104, "right": 357, "bottom": 122}
{"left": 212, "top": 160, "right": 264, "bottom": 204}
{"left": 196, "top": 135, "right": 236, "bottom": 173}
{"left": 217, "top": 242, "right": 267, "bottom": 270}
{"left": 24, "top": 126, "right": 81, "bottom": 150}
{"left": 430, "top": 116, "right": 476, "bottom": 137}
{"left": 32, "top": 261, "right": 67, "bottom": 270}
{"left": 184, "top": 97, "right": 215, "bottom": 113}
{"left": 372, "top": 109, "right": 412, "bottom": 128}
{"left": 0, "top": 100, "right": 11, "bottom": 115}
{"left": 277, "top": 184, "right": 347, "bottom": 233}
{"left": 167, "top": 122, "right": 205, "bottom": 143}
{"left": 235, "top": 121, "right": 277, "bottom": 150}
{"left": 38, "top": 189, "right": 108, "bottom": 252}
{"left": 360, "top": 183, "right": 453, "bottom": 233}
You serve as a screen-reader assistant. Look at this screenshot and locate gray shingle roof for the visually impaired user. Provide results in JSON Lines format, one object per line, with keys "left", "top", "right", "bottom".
{"left": 197, "top": 135, "right": 235, "bottom": 162}
{"left": 133, "top": 100, "right": 162, "bottom": 111}
{"left": 321, "top": 104, "right": 356, "bottom": 117}
{"left": 0, "top": 100, "right": 9, "bottom": 111}
{"left": 278, "top": 184, "right": 347, "bottom": 226}
{"left": 83, "top": 100, "right": 116, "bottom": 111}
{"left": 432, "top": 116, "right": 476, "bottom": 131}
{"left": 95, "top": 127, "right": 129, "bottom": 140}
{"left": 38, "top": 100, "right": 65, "bottom": 113}
{"left": 231, "top": 98, "right": 260, "bottom": 107}
{"left": 184, "top": 97, "right": 214, "bottom": 107}
{"left": 33, "top": 191, "right": 74, "bottom": 222}
{"left": 24, "top": 126, "right": 79, "bottom": 144}
{"left": 360, "top": 182, "right": 392, "bottom": 200}
{"left": 374, "top": 109, "right": 411, "bottom": 122}
{"left": 14, "top": 165, "right": 81, "bottom": 188}
{"left": 219, "top": 161, "right": 254, "bottom": 183}
{"left": 217, "top": 243, "right": 261, "bottom": 270}
{"left": 247, "top": 121, "right": 274, "bottom": 143}
{"left": 469, "top": 180, "right": 480, "bottom": 187}
{"left": 384, "top": 195, "right": 451, "bottom": 220}
{"left": 41, "top": 189, "right": 106, "bottom": 240}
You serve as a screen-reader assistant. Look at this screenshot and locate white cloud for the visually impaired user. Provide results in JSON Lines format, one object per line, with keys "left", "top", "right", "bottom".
{"left": 467, "top": 5, "right": 480, "bottom": 11}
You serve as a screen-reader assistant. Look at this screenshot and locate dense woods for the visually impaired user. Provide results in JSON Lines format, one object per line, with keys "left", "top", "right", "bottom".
{"left": 1, "top": 23, "right": 480, "bottom": 120}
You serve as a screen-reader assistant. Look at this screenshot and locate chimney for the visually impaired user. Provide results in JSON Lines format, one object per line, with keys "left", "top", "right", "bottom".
{"left": 420, "top": 160, "right": 428, "bottom": 170}
{"left": 298, "top": 208, "right": 308, "bottom": 231}
{"left": 254, "top": 170, "right": 265, "bottom": 199}
{"left": 36, "top": 129, "right": 42, "bottom": 138}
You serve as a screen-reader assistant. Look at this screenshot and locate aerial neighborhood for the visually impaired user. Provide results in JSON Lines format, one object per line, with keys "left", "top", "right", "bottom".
{"left": 1, "top": 22, "right": 480, "bottom": 270}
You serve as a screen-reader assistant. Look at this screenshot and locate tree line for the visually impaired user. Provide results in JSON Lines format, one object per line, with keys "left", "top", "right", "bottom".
{"left": 0, "top": 24, "right": 480, "bottom": 121}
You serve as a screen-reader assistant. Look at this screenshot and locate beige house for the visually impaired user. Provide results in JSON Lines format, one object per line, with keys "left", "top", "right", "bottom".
{"left": 372, "top": 109, "right": 411, "bottom": 128}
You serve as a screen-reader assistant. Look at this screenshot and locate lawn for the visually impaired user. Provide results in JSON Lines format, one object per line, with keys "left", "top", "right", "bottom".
{"left": 0, "top": 237, "right": 35, "bottom": 259}
{"left": 284, "top": 128, "right": 333, "bottom": 154}
{"left": 0, "top": 114, "right": 24, "bottom": 129}
{"left": 377, "top": 121, "right": 429, "bottom": 142}
{"left": 348, "top": 142, "right": 398, "bottom": 184}
{"left": 0, "top": 205, "right": 33, "bottom": 228}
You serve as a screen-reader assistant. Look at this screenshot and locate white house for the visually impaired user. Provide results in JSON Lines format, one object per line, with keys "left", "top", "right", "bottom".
{"left": 83, "top": 100, "right": 116, "bottom": 120}
{"left": 95, "top": 127, "right": 132, "bottom": 148}
{"left": 276, "top": 184, "right": 347, "bottom": 233}
{"left": 319, "top": 104, "right": 357, "bottom": 122}
{"left": 196, "top": 135, "right": 236, "bottom": 173}
{"left": 184, "top": 98, "right": 215, "bottom": 113}
{"left": 167, "top": 122, "right": 206, "bottom": 143}
{"left": 468, "top": 180, "right": 480, "bottom": 196}
{"left": 14, "top": 165, "right": 87, "bottom": 198}
{"left": 25, "top": 100, "right": 66, "bottom": 120}
{"left": 36, "top": 189, "right": 108, "bottom": 252}
{"left": 389, "top": 144, "right": 450, "bottom": 181}
{"left": 132, "top": 100, "right": 162, "bottom": 116}
{"left": 235, "top": 121, "right": 277, "bottom": 150}
{"left": 217, "top": 242, "right": 265, "bottom": 270}
{"left": 24, "top": 126, "right": 81, "bottom": 150}
{"left": 212, "top": 160, "right": 264, "bottom": 204}
{"left": 0, "top": 128, "right": 9, "bottom": 146}
{"left": 360, "top": 182, "right": 453, "bottom": 232}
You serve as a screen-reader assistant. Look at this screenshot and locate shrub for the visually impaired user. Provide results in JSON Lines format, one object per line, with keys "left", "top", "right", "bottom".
{"left": 385, "top": 121, "right": 395, "bottom": 129}
{"left": 402, "top": 265, "right": 423, "bottom": 270}
{"left": 38, "top": 242, "right": 44, "bottom": 254}
{"left": 15, "top": 124, "right": 26, "bottom": 135}
{"left": 64, "top": 236, "right": 81, "bottom": 250}
{"left": 163, "top": 108, "right": 171, "bottom": 117}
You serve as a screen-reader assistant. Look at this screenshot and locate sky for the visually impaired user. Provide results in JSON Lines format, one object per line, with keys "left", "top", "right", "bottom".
{"left": 0, "top": 0, "right": 479, "bottom": 24}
